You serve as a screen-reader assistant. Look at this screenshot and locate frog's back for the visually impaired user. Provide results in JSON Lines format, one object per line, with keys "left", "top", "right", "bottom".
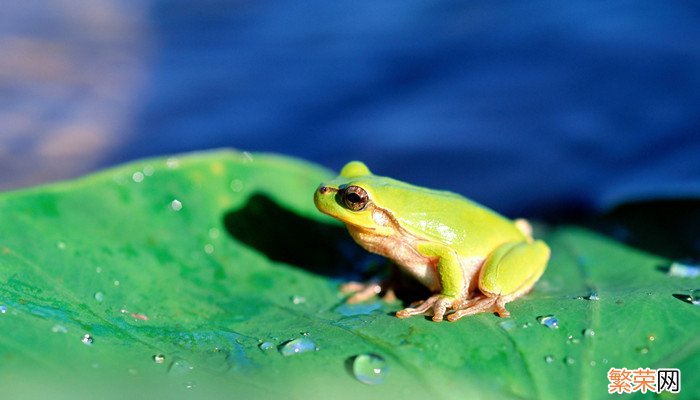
{"left": 366, "top": 177, "right": 525, "bottom": 256}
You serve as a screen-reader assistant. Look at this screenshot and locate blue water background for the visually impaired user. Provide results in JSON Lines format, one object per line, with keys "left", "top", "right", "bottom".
{"left": 2, "top": 1, "right": 699, "bottom": 217}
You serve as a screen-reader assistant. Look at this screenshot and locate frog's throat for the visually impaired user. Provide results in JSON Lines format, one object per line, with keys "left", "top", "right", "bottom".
{"left": 345, "top": 209, "right": 439, "bottom": 291}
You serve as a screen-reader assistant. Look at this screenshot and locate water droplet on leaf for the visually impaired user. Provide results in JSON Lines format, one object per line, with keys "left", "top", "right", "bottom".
{"left": 204, "top": 244, "right": 214, "bottom": 254}
{"left": 258, "top": 341, "right": 274, "bottom": 351}
{"left": 278, "top": 337, "right": 317, "bottom": 356}
{"left": 536, "top": 315, "right": 559, "bottom": 329}
{"left": 168, "top": 359, "right": 193, "bottom": 376}
{"left": 566, "top": 335, "right": 580, "bottom": 345}
{"left": 544, "top": 355, "right": 555, "bottom": 363}
{"left": 81, "top": 334, "right": 94, "bottom": 345}
{"left": 230, "top": 179, "right": 244, "bottom": 192}
{"left": 94, "top": 292, "right": 104, "bottom": 302}
{"left": 170, "top": 200, "right": 183, "bottom": 211}
{"left": 499, "top": 320, "right": 517, "bottom": 331}
{"left": 351, "top": 354, "right": 388, "bottom": 385}
{"left": 674, "top": 289, "right": 700, "bottom": 305}
{"left": 153, "top": 354, "right": 166, "bottom": 364}
{"left": 667, "top": 261, "right": 700, "bottom": 278}
{"left": 586, "top": 291, "right": 599, "bottom": 301}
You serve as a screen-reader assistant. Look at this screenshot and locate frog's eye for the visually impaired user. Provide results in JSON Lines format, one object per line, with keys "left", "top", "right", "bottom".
{"left": 342, "top": 185, "right": 369, "bottom": 211}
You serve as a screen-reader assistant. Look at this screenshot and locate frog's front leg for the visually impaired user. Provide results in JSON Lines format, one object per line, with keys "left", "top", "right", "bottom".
{"left": 341, "top": 263, "right": 401, "bottom": 303}
{"left": 395, "top": 242, "right": 466, "bottom": 322}
{"left": 447, "top": 239, "right": 550, "bottom": 322}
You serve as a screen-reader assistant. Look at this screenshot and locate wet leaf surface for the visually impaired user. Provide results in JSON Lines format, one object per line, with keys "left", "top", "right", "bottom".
{"left": 0, "top": 150, "right": 697, "bottom": 399}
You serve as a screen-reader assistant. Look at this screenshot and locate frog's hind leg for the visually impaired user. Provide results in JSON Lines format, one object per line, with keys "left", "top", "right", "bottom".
{"left": 447, "top": 240, "right": 550, "bottom": 322}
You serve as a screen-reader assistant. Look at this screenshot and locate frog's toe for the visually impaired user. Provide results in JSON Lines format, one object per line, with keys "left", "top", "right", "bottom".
{"left": 446, "top": 296, "right": 510, "bottom": 322}
{"left": 395, "top": 295, "right": 440, "bottom": 319}
{"left": 341, "top": 281, "right": 383, "bottom": 303}
{"left": 396, "top": 295, "right": 457, "bottom": 321}
{"left": 430, "top": 297, "right": 455, "bottom": 322}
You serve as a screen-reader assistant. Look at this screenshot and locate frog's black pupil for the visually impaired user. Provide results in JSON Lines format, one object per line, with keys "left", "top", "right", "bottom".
{"left": 347, "top": 193, "right": 361, "bottom": 203}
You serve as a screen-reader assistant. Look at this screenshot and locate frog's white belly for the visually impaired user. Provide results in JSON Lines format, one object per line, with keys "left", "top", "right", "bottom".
{"left": 346, "top": 225, "right": 484, "bottom": 294}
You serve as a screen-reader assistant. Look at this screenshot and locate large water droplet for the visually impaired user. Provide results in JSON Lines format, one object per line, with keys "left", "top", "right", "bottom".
{"left": 94, "top": 292, "right": 104, "bottom": 302}
{"left": 536, "top": 315, "right": 559, "bottom": 329}
{"left": 81, "top": 334, "right": 94, "bottom": 345}
{"left": 583, "top": 328, "right": 595, "bottom": 338}
{"left": 636, "top": 346, "right": 649, "bottom": 355}
{"left": 290, "top": 295, "right": 306, "bottom": 305}
{"left": 667, "top": 261, "right": 700, "bottom": 278}
{"left": 564, "top": 356, "right": 575, "bottom": 365}
{"left": 278, "top": 337, "right": 317, "bottom": 356}
{"left": 57, "top": 241, "right": 66, "bottom": 250}
{"left": 544, "top": 355, "right": 555, "bottom": 363}
{"left": 0, "top": 305, "right": 6, "bottom": 314}
{"left": 673, "top": 289, "right": 700, "bottom": 306}
{"left": 351, "top": 354, "right": 388, "bottom": 385}
{"left": 168, "top": 359, "right": 193, "bottom": 376}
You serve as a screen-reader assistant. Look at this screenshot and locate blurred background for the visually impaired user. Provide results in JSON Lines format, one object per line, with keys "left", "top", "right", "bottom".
{"left": 2, "top": 0, "right": 699, "bottom": 218}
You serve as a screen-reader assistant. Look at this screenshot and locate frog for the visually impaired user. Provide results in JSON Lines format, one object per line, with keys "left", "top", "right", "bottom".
{"left": 313, "top": 161, "right": 550, "bottom": 322}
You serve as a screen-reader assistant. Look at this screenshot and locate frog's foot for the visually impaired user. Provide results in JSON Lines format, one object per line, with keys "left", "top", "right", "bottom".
{"left": 341, "top": 280, "right": 397, "bottom": 304}
{"left": 395, "top": 294, "right": 456, "bottom": 322}
{"left": 447, "top": 295, "right": 510, "bottom": 322}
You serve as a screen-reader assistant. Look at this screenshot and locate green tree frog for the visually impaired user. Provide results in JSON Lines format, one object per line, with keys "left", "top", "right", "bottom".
{"left": 314, "top": 161, "right": 550, "bottom": 322}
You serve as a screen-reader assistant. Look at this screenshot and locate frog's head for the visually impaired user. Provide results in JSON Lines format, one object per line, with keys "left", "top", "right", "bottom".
{"left": 314, "top": 161, "right": 396, "bottom": 236}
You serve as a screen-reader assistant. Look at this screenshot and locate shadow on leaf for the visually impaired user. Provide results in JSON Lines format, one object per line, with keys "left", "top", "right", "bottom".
{"left": 223, "top": 193, "right": 374, "bottom": 279}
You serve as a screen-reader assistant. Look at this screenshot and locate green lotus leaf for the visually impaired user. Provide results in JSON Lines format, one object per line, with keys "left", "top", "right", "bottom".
{"left": 0, "top": 150, "right": 697, "bottom": 399}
